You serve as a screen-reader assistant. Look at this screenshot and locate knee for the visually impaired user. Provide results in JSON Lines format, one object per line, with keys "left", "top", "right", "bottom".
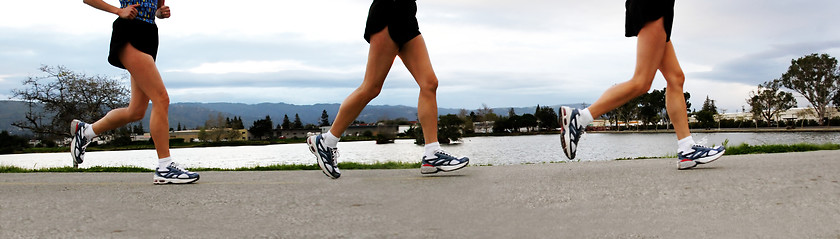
{"left": 150, "top": 92, "right": 170, "bottom": 111}
{"left": 127, "top": 108, "right": 146, "bottom": 122}
{"left": 666, "top": 71, "right": 686, "bottom": 89}
{"left": 357, "top": 85, "right": 382, "bottom": 101}
{"left": 628, "top": 79, "right": 652, "bottom": 96}
{"left": 418, "top": 76, "right": 438, "bottom": 94}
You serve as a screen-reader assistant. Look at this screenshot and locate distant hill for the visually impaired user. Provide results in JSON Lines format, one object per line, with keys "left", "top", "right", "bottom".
{"left": 0, "top": 100, "right": 33, "bottom": 135}
{"left": 0, "top": 100, "right": 585, "bottom": 134}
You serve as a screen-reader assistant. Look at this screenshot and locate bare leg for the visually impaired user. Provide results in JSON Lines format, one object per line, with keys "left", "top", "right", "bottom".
{"left": 587, "top": 18, "right": 668, "bottom": 118}
{"left": 108, "top": 43, "right": 170, "bottom": 159}
{"left": 329, "top": 28, "right": 399, "bottom": 137}
{"left": 658, "top": 42, "right": 691, "bottom": 139}
{"left": 398, "top": 35, "right": 439, "bottom": 144}
{"left": 92, "top": 76, "right": 150, "bottom": 134}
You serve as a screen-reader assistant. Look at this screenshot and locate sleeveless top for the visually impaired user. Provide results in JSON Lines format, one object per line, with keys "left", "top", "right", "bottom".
{"left": 120, "top": 0, "right": 158, "bottom": 24}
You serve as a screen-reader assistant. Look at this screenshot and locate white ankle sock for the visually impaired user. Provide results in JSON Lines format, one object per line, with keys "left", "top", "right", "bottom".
{"left": 323, "top": 132, "right": 340, "bottom": 148}
{"left": 678, "top": 136, "right": 695, "bottom": 153}
{"left": 158, "top": 157, "right": 173, "bottom": 170}
{"left": 579, "top": 108, "right": 594, "bottom": 127}
{"left": 424, "top": 142, "right": 441, "bottom": 159}
{"left": 83, "top": 125, "right": 97, "bottom": 139}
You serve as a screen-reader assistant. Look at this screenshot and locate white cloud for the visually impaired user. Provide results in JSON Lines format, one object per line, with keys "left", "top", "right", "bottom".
{"left": 168, "top": 86, "right": 357, "bottom": 105}
{"left": 166, "top": 60, "right": 357, "bottom": 75}
{"left": 682, "top": 79, "right": 756, "bottom": 113}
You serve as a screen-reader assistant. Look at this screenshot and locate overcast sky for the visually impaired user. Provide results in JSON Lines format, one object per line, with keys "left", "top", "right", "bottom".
{"left": 2, "top": 0, "right": 839, "bottom": 113}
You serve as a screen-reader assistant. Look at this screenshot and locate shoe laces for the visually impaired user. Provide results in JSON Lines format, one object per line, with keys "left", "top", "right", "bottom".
{"left": 169, "top": 162, "right": 190, "bottom": 173}
{"left": 330, "top": 148, "right": 340, "bottom": 164}
{"left": 435, "top": 149, "right": 458, "bottom": 159}
{"left": 683, "top": 145, "right": 719, "bottom": 156}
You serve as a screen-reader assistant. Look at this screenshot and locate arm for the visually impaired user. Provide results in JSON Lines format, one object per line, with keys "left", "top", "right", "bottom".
{"left": 83, "top": 0, "right": 139, "bottom": 19}
{"left": 156, "top": 0, "right": 171, "bottom": 19}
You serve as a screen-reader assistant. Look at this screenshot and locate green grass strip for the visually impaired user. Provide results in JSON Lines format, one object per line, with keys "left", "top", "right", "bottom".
{"left": 1, "top": 165, "right": 154, "bottom": 173}
{"left": 725, "top": 142, "right": 840, "bottom": 155}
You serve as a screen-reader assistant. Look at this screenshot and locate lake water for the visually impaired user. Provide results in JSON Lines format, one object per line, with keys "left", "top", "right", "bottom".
{"left": 2, "top": 132, "right": 839, "bottom": 169}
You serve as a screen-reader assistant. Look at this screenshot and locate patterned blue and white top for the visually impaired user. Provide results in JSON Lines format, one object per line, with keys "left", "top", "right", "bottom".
{"left": 120, "top": 0, "right": 158, "bottom": 24}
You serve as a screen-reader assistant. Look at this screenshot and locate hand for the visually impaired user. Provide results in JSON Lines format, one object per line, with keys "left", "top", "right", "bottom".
{"left": 156, "top": 0, "right": 170, "bottom": 19}
{"left": 117, "top": 4, "right": 139, "bottom": 19}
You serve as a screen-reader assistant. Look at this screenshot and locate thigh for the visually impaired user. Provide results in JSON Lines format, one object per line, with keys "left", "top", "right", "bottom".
{"left": 631, "top": 18, "right": 668, "bottom": 85}
{"left": 397, "top": 35, "right": 436, "bottom": 85}
{"left": 658, "top": 41, "right": 684, "bottom": 84}
{"left": 362, "top": 27, "right": 400, "bottom": 88}
{"left": 119, "top": 43, "right": 168, "bottom": 100}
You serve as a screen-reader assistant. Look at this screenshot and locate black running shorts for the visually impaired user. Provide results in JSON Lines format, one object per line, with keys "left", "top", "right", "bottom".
{"left": 108, "top": 18, "right": 159, "bottom": 69}
{"left": 625, "top": 0, "right": 674, "bottom": 42}
{"left": 363, "top": 0, "right": 421, "bottom": 49}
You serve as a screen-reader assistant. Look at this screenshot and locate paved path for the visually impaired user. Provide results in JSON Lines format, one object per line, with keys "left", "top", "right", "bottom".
{"left": 2, "top": 151, "right": 839, "bottom": 238}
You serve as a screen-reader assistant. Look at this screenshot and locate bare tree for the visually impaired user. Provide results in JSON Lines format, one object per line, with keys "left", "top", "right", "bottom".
{"left": 11, "top": 65, "right": 129, "bottom": 138}
{"left": 200, "top": 113, "right": 239, "bottom": 142}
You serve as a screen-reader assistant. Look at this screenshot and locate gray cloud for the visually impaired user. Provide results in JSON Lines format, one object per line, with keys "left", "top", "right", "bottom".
{"left": 694, "top": 40, "right": 840, "bottom": 86}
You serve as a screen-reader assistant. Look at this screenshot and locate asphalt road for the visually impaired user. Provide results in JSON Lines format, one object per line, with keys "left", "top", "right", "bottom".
{"left": 2, "top": 150, "right": 839, "bottom": 238}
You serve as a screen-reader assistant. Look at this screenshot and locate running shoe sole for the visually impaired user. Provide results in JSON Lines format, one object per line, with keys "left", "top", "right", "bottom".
{"left": 678, "top": 159, "right": 698, "bottom": 170}
{"left": 153, "top": 175, "right": 200, "bottom": 185}
{"left": 421, "top": 160, "right": 469, "bottom": 174}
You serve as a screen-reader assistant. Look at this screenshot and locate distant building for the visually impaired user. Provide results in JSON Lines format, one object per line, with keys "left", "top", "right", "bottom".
{"left": 473, "top": 121, "right": 494, "bottom": 134}
{"left": 28, "top": 139, "right": 41, "bottom": 147}
{"left": 132, "top": 134, "right": 151, "bottom": 142}
{"left": 318, "top": 124, "right": 399, "bottom": 137}
{"left": 168, "top": 130, "right": 200, "bottom": 142}
{"left": 720, "top": 107, "right": 840, "bottom": 122}
{"left": 168, "top": 128, "right": 251, "bottom": 142}
{"left": 276, "top": 129, "right": 319, "bottom": 139}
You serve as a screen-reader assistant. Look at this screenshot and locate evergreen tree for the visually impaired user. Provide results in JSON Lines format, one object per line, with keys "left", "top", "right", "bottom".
{"left": 695, "top": 96, "right": 718, "bottom": 129}
{"left": 281, "top": 114, "right": 291, "bottom": 130}
{"left": 293, "top": 114, "right": 303, "bottom": 129}
{"left": 319, "top": 110, "right": 330, "bottom": 127}
{"left": 438, "top": 114, "right": 464, "bottom": 144}
{"left": 135, "top": 122, "right": 145, "bottom": 134}
{"left": 235, "top": 116, "right": 245, "bottom": 129}
{"left": 534, "top": 105, "right": 559, "bottom": 131}
{"left": 249, "top": 115, "right": 274, "bottom": 139}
